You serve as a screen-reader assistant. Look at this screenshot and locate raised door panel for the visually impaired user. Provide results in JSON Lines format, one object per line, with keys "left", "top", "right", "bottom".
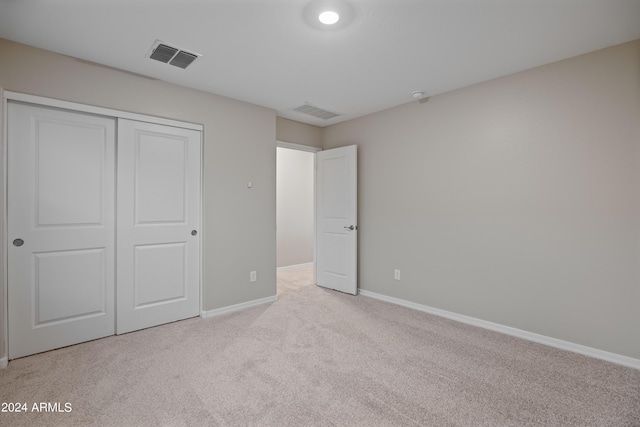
{"left": 36, "top": 120, "right": 106, "bottom": 227}
{"left": 34, "top": 249, "right": 107, "bottom": 325}
{"left": 134, "top": 243, "right": 187, "bottom": 307}
{"left": 136, "top": 132, "right": 187, "bottom": 224}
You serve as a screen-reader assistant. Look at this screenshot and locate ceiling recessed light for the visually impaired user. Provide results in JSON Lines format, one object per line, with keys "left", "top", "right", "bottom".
{"left": 303, "top": 0, "right": 354, "bottom": 30}
{"left": 319, "top": 10, "right": 340, "bottom": 25}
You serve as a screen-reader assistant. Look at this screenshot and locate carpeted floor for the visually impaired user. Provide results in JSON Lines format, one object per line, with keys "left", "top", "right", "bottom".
{"left": 1, "top": 266, "right": 639, "bottom": 426}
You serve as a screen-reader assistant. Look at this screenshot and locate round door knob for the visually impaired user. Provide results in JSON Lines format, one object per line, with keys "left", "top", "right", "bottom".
{"left": 191, "top": 230, "right": 197, "bottom": 236}
{"left": 13, "top": 238, "right": 24, "bottom": 247}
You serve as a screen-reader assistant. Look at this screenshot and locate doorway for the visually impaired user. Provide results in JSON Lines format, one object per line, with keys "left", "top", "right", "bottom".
{"left": 276, "top": 142, "right": 320, "bottom": 294}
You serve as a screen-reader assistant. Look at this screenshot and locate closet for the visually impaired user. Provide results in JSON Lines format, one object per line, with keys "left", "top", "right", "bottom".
{"left": 6, "top": 96, "right": 202, "bottom": 359}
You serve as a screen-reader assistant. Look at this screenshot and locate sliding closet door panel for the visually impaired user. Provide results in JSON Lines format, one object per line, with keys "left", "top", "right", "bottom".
{"left": 117, "top": 119, "right": 201, "bottom": 334}
{"left": 7, "top": 102, "right": 116, "bottom": 359}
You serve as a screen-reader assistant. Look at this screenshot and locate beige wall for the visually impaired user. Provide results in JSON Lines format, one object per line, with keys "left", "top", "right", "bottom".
{"left": 276, "top": 148, "right": 315, "bottom": 268}
{"left": 276, "top": 117, "right": 323, "bottom": 148}
{"left": 0, "top": 38, "right": 277, "bottom": 359}
{"left": 323, "top": 40, "right": 640, "bottom": 359}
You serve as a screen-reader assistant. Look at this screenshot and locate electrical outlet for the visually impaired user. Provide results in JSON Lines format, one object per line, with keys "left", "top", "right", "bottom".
{"left": 394, "top": 269, "right": 401, "bottom": 281}
{"left": 250, "top": 271, "right": 257, "bottom": 282}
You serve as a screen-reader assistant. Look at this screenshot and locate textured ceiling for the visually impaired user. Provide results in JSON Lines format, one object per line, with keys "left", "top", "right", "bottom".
{"left": 0, "top": 0, "right": 639, "bottom": 127}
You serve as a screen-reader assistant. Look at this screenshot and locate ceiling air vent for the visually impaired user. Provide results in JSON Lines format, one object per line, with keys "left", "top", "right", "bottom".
{"left": 170, "top": 51, "right": 198, "bottom": 69}
{"left": 148, "top": 40, "right": 200, "bottom": 69}
{"left": 293, "top": 104, "right": 340, "bottom": 120}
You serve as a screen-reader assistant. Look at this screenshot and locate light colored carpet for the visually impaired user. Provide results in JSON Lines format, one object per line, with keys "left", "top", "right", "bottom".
{"left": 1, "top": 266, "right": 639, "bottom": 426}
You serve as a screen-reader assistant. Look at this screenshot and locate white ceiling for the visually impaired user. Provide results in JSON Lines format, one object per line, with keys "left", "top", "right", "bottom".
{"left": 1, "top": 0, "right": 639, "bottom": 127}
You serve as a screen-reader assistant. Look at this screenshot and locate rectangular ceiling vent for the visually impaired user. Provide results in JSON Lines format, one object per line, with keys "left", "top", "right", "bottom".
{"left": 148, "top": 40, "right": 200, "bottom": 69}
{"left": 292, "top": 104, "right": 340, "bottom": 120}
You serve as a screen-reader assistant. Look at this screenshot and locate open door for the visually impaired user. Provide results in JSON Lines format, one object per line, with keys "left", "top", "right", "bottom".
{"left": 315, "top": 145, "right": 357, "bottom": 295}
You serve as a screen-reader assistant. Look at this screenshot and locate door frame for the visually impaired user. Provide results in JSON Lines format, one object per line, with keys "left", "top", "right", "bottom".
{"left": 276, "top": 141, "right": 321, "bottom": 284}
{"left": 1, "top": 90, "right": 205, "bottom": 366}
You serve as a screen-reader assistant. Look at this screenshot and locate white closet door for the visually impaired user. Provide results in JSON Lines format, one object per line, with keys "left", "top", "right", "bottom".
{"left": 116, "top": 119, "right": 201, "bottom": 334}
{"left": 8, "top": 102, "right": 116, "bottom": 359}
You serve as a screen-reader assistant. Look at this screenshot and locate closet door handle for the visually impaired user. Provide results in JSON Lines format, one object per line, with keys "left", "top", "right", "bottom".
{"left": 191, "top": 230, "right": 198, "bottom": 236}
{"left": 13, "top": 238, "right": 24, "bottom": 247}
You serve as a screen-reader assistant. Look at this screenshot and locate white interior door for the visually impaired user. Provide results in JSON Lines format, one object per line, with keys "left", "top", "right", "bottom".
{"left": 315, "top": 145, "right": 358, "bottom": 295}
{"left": 7, "top": 102, "right": 116, "bottom": 359}
{"left": 116, "top": 119, "right": 201, "bottom": 334}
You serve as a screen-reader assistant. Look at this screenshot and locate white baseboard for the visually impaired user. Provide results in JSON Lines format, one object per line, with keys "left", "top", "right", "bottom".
{"left": 0, "top": 356, "right": 7, "bottom": 369}
{"left": 359, "top": 289, "right": 640, "bottom": 371}
{"left": 277, "top": 262, "right": 314, "bottom": 272}
{"left": 201, "top": 295, "right": 277, "bottom": 318}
